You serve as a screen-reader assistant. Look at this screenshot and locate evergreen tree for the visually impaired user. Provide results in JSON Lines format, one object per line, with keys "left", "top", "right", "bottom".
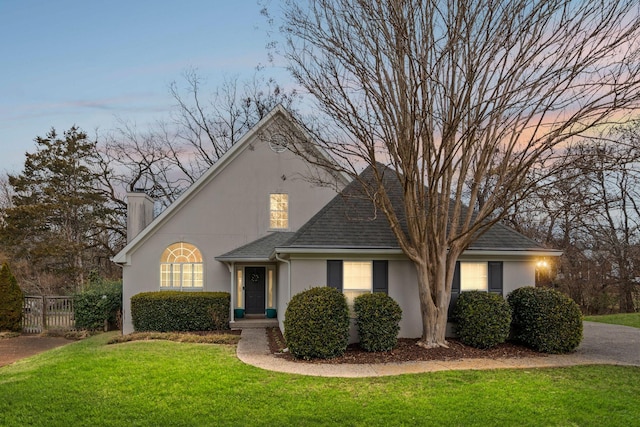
{"left": 1, "top": 127, "right": 117, "bottom": 293}
{"left": 0, "top": 263, "right": 23, "bottom": 332}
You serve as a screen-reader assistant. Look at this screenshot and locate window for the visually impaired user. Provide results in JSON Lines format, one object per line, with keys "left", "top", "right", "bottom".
{"left": 235, "top": 268, "right": 243, "bottom": 309}
{"left": 449, "top": 261, "right": 503, "bottom": 319}
{"left": 341, "top": 261, "right": 373, "bottom": 307}
{"left": 460, "top": 262, "right": 488, "bottom": 291}
{"left": 267, "top": 267, "right": 275, "bottom": 307}
{"left": 270, "top": 194, "right": 289, "bottom": 229}
{"left": 160, "top": 242, "right": 203, "bottom": 290}
{"left": 327, "top": 260, "right": 388, "bottom": 314}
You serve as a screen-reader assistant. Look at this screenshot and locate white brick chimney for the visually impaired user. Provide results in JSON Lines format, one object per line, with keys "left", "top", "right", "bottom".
{"left": 126, "top": 190, "right": 154, "bottom": 242}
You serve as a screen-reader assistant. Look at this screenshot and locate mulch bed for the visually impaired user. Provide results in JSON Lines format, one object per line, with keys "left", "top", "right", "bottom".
{"left": 266, "top": 327, "right": 545, "bottom": 364}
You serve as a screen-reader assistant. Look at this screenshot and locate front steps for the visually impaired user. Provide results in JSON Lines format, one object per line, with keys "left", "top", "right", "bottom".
{"left": 231, "top": 316, "right": 279, "bottom": 330}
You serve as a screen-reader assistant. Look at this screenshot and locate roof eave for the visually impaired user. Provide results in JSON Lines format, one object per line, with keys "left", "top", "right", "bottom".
{"left": 274, "top": 246, "right": 405, "bottom": 255}
{"left": 214, "top": 257, "right": 273, "bottom": 263}
{"left": 273, "top": 246, "right": 562, "bottom": 257}
{"left": 464, "top": 248, "right": 563, "bottom": 257}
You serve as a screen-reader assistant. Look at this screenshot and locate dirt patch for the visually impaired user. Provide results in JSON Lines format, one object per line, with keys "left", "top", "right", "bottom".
{"left": 266, "top": 327, "right": 545, "bottom": 364}
{"left": 0, "top": 335, "right": 74, "bottom": 368}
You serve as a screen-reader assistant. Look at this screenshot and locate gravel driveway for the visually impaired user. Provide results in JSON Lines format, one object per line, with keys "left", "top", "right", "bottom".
{"left": 576, "top": 321, "right": 640, "bottom": 366}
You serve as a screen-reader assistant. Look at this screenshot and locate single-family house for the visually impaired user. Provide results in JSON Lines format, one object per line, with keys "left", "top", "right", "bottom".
{"left": 113, "top": 105, "right": 561, "bottom": 337}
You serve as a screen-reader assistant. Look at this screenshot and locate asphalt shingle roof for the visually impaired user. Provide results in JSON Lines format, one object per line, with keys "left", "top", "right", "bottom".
{"left": 217, "top": 164, "right": 554, "bottom": 259}
{"left": 282, "top": 166, "right": 402, "bottom": 249}
{"left": 281, "top": 164, "right": 550, "bottom": 252}
{"left": 216, "top": 232, "right": 296, "bottom": 261}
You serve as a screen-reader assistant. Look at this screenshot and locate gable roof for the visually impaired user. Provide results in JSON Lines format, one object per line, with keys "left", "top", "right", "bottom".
{"left": 273, "top": 164, "right": 559, "bottom": 256}
{"left": 112, "top": 105, "right": 350, "bottom": 265}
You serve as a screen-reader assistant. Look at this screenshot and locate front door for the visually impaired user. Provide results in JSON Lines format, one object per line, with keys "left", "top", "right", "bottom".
{"left": 244, "top": 267, "right": 266, "bottom": 315}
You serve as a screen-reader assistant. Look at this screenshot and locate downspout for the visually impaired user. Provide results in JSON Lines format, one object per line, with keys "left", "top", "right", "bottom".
{"left": 274, "top": 252, "right": 291, "bottom": 305}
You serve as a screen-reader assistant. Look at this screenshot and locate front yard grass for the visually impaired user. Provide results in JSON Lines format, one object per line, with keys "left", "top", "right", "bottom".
{"left": 0, "top": 332, "right": 638, "bottom": 426}
{"left": 584, "top": 312, "right": 640, "bottom": 328}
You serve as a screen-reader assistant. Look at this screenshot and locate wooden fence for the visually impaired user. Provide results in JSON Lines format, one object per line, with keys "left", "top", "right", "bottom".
{"left": 23, "top": 296, "right": 75, "bottom": 334}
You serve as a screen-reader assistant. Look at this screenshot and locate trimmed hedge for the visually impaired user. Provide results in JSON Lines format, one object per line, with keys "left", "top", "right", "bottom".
{"left": 284, "top": 287, "right": 349, "bottom": 360}
{"left": 131, "top": 291, "right": 230, "bottom": 332}
{"left": 508, "top": 287, "right": 583, "bottom": 354}
{"left": 453, "top": 291, "right": 511, "bottom": 349}
{"left": 0, "top": 263, "right": 23, "bottom": 332}
{"left": 74, "top": 278, "right": 122, "bottom": 330}
{"left": 354, "top": 292, "right": 402, "bottom": 352}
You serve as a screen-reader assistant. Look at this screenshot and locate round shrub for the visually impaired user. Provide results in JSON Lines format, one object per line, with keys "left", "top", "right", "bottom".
{"left": 354, "top": 293, "right": 402, "bottom": 352}
{"left": 284, "top": 287, "right": 349, "bottom": 360}
{"left": 508, "top": 287, "right": 583, "bottom": 354}
{"left": 452, "top": 291, "right": 511, "bottom": 349}
{"left": 0, "top": 263, "right": 24, "bottom": 332}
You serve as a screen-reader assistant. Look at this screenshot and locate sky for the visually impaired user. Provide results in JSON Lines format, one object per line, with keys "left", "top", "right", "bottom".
{"left": 0, "top": 0, "right": 288, "bottom": 173}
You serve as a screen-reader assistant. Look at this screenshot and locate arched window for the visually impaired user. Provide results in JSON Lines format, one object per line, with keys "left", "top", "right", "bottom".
{"left": 160, "top": 242, "right": 203, "bottom": 289}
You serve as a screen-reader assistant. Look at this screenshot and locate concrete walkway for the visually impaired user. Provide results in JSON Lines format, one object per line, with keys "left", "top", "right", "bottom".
{"left": 236, "top": 321, "right": 640, "bottom": 377}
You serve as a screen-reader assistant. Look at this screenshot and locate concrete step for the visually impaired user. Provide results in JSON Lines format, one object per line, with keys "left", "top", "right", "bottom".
{"left": 231, "top": 318, "right": 279, "bottom": 329}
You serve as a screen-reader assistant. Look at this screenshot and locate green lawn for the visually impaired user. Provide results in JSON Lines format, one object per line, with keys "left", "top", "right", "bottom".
{"left": 584, "top": 312, "right": 640, "bottom": 328}
{"left": 0, "top": 333, "right": 638, "bottom": 426}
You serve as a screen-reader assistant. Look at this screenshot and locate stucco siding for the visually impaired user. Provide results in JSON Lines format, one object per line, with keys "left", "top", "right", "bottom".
{"left": 280, "top": 255, "right": 543, "bottom": 341}
{"left": 388, "top": 260, "right": 423, "bottom": 338}
{"left": 120, "top": 124, "right": 341, "bottom": 334}
{"left": 290, "top": 258, "right": 327, "bottom": 296}
{"left": 503, "top": 260, "right": 536, "bottom": 296}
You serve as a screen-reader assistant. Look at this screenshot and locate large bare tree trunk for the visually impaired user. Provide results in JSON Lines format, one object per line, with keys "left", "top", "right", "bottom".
{"left": 275, "top": 0, "right": 640, "bottom": 346}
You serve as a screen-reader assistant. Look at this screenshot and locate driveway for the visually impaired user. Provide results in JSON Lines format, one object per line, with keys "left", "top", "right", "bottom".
{"left": 576, "top": 321, "right": 640, "bottom": 366}
{"left": 238, "top": 321, "right": 640, "bottom": 377}
{"left": 0, "top": 336, "right": 72, "bottom": 368}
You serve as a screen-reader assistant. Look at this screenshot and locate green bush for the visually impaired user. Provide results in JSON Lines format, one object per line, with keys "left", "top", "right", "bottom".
{"left": 131, "top": 291, "right": 230, "bottom": 332}
{"left": 452, "top": 291, "right": 511, "bottom": 349}
{"left": 354, "top": 293, "right": 402, "bottom": 352}
{"left": 284, "top": 287, "right": 349, "bottom": 360}
{"left": 74, "top": 278, "right": 122, "bottom": 331}
{"left": 508, "top": 286, "right": 583, "bottom": 354}
{"left": 0, "top": 263, "right": 23, "bottom": 332}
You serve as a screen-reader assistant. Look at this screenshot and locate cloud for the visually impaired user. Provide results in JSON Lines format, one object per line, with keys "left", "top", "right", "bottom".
{"left": 0, "top": 93, "right": 171, "bottom": 124}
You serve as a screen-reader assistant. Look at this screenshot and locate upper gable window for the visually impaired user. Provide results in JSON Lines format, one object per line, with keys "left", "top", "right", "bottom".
{"left": 160, "top": 242, "right": 203, "bottom": 290}
{"left": 270, "top": 193, "right": 289, "bottom": 229}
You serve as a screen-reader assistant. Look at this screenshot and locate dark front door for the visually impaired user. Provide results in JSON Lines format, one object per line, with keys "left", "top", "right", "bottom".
{"left": 245, "top": 267, "right": 266, "bottom": 315}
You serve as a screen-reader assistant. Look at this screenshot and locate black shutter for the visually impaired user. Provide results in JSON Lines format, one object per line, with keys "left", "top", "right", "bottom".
{"left": 448, "top": 261, "right": 461, "bottom": 319}
{"left": 372, "top": 260, "right": 388, "bottom": 294}
{"left": 327, "top": 260, "right": 343, "bottom": 291}
{"left": 488, "top": 261, "right": 503, "bottom": 295}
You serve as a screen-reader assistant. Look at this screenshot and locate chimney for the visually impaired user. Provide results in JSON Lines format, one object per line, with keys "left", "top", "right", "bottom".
{"left": 127, "top": 190, "right": 154, "bottom": 242}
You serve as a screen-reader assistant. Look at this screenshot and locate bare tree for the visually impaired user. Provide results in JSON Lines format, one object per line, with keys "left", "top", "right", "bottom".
{"left": 570, "top": 135, "right": 640, "bottom": 313}
{"left": 103, "top": 70, "right": 299, "bottom": 208}
{"left": 277, "top": 0, "right": 640, "bottom": 347}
